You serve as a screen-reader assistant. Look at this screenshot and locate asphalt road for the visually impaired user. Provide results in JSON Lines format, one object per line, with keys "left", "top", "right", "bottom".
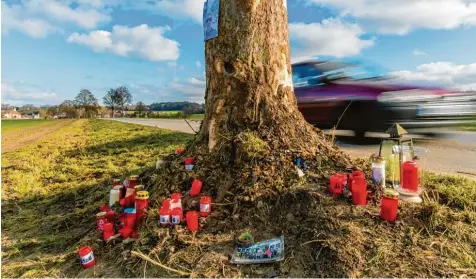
{"left": 112, "top": 118, "right": 476, "bottom": 177}
{"left": 333, "top": 130, "right": 476, "bottom": 177}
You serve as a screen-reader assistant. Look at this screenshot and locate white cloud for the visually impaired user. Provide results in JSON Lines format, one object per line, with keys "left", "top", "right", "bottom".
{"left": 165, "top": 77, "right": 206, "bottom": 102}
{"left": 391, "top": 62, "right": 476, "bottom": 90}
{"left": 188, "top": 77, "right": 206, "bottom": 85}
{"left": 132, "top": 0, "right": 205, "bottom": 23}
{"left": 289, "top": 18, "right": 374, "bottom": 61}
{"left": 26, "top": 0, "right": 111, "bottom": 29}
{"left": 1, "top": 81, "right": 58, "bottom": 105}
{"left": 167, "top": 61, "right": 178, "bottom": 69}
{"left": 307, "top": 0, "right": 476, "bottom": 34}
{"left": 74, "top": 0, "right": 123, "bottom": 9}
{"left": 1, "top": 2, "right": 59, "bottom": 38}
{"left": 1, "top": 0, "right": 112, "bottom": 38}
{"left": 196, "top": 61, "right": 202, "bottom": 68}
{"left": 412, "top": 49, "right": 427, "bottom": 56}
{"left": 67, "top": 24, "right": 180, "bottom": 61}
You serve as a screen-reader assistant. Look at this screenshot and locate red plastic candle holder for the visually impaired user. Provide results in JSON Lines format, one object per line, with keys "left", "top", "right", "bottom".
{"left": 190, "top": 179, "right": 203, "bottom": 197}
{"left": 135, "top": 191, "right": 149, "bottom": 225}
{"left": 106, "top": 211, "right": 115, "bottom": 223}
{"left": 348, "top": 171, "right": 365, "bottom": 192}
{"left": 402, "top": 161, "right": 419, "bottom": 192}
{"left": 171, "top": 208, "right": 183, "bottom": 225}
{"left": 351, "top": 176, "right": 367, "bottom": 206}
{"left": 119, "top": 227, "right": 132, "bottom": 239}
{"left": 186, "top": 211, "right": 199, "bottom": 232}
{"left": 184, "top": 157, "right": 194, "bottom": 165}
{"left": 78, "top": 246, "right": 96, "bottom": 269}
{"left": 329, "top": 173, "right": 347, "bottom": 197}
{"left": 380, "top": 189, "right": 399, "bottom": 222}
{"left": 159, "top": 206, "right": 170, "bottom": 226}
{"left": 124, "top": 208, "right": 136, "bottom": 229}
{"left": 99, "top": 204, "right": 110, "bottom": 213}
{"left": 103, "top": 222, "right": 115, "bottom": 242}
{"left": 96, "top": 212, "right": 107, "bottom": 233}
{"left": 199, "top": 196, "right": 212, "bottom": 217}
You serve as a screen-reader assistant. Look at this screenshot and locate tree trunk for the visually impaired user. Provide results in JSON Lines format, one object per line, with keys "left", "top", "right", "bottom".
{"left": 201, "top": 0, "right": 339, "bottom": 159}
{"left": 151, "top": 0, "right": 354, "bottom": 205}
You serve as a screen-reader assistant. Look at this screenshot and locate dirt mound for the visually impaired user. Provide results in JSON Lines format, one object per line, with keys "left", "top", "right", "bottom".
{"left": 118, "top": 134, "right": 475, "bottom": 278}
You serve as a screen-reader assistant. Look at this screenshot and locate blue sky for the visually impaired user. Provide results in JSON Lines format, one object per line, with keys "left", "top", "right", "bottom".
{"left": 2, "top": 0, "right": 476, "bottom": 106}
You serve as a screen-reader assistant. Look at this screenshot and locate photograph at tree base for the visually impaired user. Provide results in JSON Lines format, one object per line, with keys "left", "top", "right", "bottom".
{"left": 2, "top": 0, "right": 476, "bottom": 278}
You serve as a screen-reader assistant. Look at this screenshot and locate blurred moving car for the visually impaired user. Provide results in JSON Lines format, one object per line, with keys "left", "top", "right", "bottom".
{"left": 293, "top": 60, "right": 476, "bottom": 137}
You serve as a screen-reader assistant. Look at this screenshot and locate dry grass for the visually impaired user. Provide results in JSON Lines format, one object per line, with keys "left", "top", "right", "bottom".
{"left": 130, "top": 160, "right": 475, "bottom": 278}
{"left": 1, "top": 119, "right": 192, "bottom": 278}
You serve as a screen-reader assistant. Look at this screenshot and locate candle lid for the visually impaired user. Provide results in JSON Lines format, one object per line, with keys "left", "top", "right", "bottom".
{"left": 129, "top": 175, "right": 138, "bottom": 181}
{"left": 96, "top": 212, "right": 107, "bottom": 218}
{"left": 383, "top": 189, "right": 399, "bottom": 200}
{"left": 136, "top": 191, "right": 149, "bottom": 200}
{"left": 374, "top": 156, "right": 385, "bottom": 163}
{"left": 124, "top": 208, "right": 136, "bottom": 214}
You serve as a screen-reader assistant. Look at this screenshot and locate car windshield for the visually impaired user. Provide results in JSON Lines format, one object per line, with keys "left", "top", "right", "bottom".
{"left": 292, "top": 59, "right": 387, "bottom": 88}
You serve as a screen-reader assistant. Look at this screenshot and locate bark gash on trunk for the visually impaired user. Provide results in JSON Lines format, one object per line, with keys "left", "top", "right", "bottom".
{"left": 200, "top": 0, "right": 341, "bottom": 159}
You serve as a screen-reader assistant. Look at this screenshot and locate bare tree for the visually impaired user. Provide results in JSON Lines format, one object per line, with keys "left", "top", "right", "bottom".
{"left": 114, "top": 86, "right": 132, "bottom": 117}
{"left": 59, "top": 100, "right": 78, "bottom": 118}
{"left": 103, "top": 89, "right": 118, "bottom": 117}
{"left": 74, "top": 89, "right": 99, "bottom": 118}
{"left": 136, "top": 101, "right": 147, "bottom": 117}
{"left": 47, "top": 106, "right": 58, "bottom": 118}
{"left": 39, "top": 109, "right": 47, "bottom": 119}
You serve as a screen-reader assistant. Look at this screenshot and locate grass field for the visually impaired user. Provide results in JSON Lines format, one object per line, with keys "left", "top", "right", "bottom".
{"left": 149, "top": 111, "right": 205, "bottom": 120}
{"left": 1, "top": 119, "right": 192, "bottom": 277}
{"left": 1, "top": 119, "right": 58, "bottom": 134}
{"left": 459, "top": 121, "right": 476, "bottom": 132}
{"left": 188, "top": 113, "right": 205, "bottom": 120}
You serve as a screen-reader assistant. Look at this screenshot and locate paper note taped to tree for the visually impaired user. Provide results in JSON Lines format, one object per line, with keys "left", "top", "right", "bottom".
{"left": 203, "top": 0, "right": 219, "bottom": 41}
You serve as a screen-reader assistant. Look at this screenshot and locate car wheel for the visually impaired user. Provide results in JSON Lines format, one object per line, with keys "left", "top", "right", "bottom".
{"left": 353, "top": 102, "right": 373, "bottom": 140}
{"left": 354, "top": 128, "right": 367, "bottom": 139}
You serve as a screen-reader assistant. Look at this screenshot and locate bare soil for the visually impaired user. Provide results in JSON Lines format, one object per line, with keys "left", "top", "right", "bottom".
{"left": 2, "top": 120, "right": 75, "bottom": 153}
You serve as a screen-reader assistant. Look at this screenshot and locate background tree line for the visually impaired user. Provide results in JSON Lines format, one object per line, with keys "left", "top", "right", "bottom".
{"left": 148, "top": 101, "right": 204, "bottom": 113}
{"left": 3, "top": 86, "right": 204, "bottom": 119}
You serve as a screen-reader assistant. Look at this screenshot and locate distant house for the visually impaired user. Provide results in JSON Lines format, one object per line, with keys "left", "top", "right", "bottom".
{"left": 20, "top": 113, "right": 40, "bottom": 119}
{"left": 3, "top": 108, "right": 22, "bottom": 119}
{"left": 114, "top": 110, "right": 126, "bottom": 117}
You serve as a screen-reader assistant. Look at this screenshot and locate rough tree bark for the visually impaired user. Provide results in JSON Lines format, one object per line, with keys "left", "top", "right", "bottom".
{"left": 150, "top": 0, "right": 354, "bottom": 204}
{"left": 200, "top": 0, "right": 328, "bottom": 158}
